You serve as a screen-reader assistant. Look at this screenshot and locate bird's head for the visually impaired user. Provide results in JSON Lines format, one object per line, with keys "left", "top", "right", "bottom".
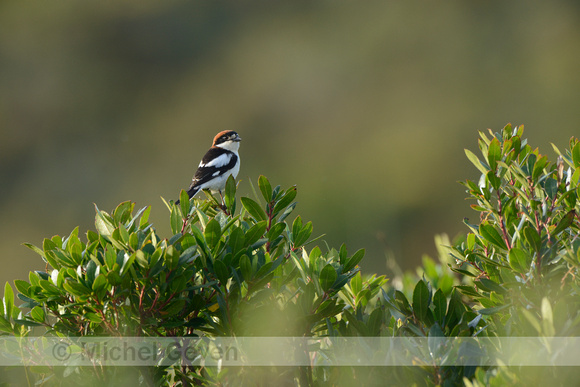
{"left": 213, "top": 130, "right": 242, "bottom": 151}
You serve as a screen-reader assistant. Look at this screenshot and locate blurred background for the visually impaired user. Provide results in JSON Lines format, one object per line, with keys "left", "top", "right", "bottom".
{"left": 1, "top": 1, "right": 580, "bottom": 289}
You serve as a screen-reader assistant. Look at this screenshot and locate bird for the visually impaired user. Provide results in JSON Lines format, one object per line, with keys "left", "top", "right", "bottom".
{"left": 176, "top": 130, "right": 241, "bottom": 205}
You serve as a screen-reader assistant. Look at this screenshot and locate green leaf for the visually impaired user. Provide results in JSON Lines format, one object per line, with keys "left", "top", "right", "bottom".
{"left": 508, "top": 247, "right": 532, "bottom": 273}
{"left": 63, "top": 281, "right": 92, "bottom": 296}
{"left": 350, "top": 271, "right": 362, "bottom": 295}
{"left": 195, "top": 207, "right": 209, "bottom": 230}
{"left": 393, "top": 290, "right": 412, "bottom": 315}
{"left": 445, "top": 289, "right": 464, "bottom": 329}
{"left": 342, "top": 310, "right": 367, "bottom": 336}
{"left": 136, "top": 250, "right": 151, "bottom": 271}
{"left": 293, "top": 217, "right": 313, "bottom": 247}
{"left": 455, "top": 285, "right": 479, "bottom": 297}
{"left": 476, "top": 278, "right": 507, "bottom": 295}
{"left": 128, "top": 232, "right": 139, "bottom": 251}
{"left": 139, "top": 206, "right": 151, "bottom": 229}
{"left": 267, "top": 222, "right": 286, "bottom": 243}
{"left": 92, "top": 274, "right": 107, "bottom": 295}
{"left": 202, "top": 189, "right": 222, "bottom": 208}
{"left": 117, "top": 225, "right": 130, "bottom": 245}
{"left": 3, "top": 283, "right": 14, "bottom": 320}
{"left": 106, "top": 271, "right": 121, "bottom": 286}
{"left": 240, "top": 255, "right": 253, "bottom": 281}
{"left": 478, "top": 135, "right": 489, "bottom": 156}
{"left": 461, "top": 179, "right": 481, "bottom": 194}
{"left": 428, "top": 323, "right": 445, "bottom": 358}
{"left": 486, "top": 170, "right": 500, "bottom": 191}
{"left": 572, "top": 141, "right": 580, "bottom": 168}
{"left": 520, "top": 308, "right": 541, "bottom": 334}
{"left": 213, "top": 259, "right": 229, "bottom": 285}
{"left": 14, "top": 280, "right": 31, "bottom": 297}
{"left": 552, "top": 210, "right": 576, "bottom": 236}
{"left": 449, "top": 265, "right": 477, "bottom": 277}
{"left": 272, "top": 186, "right": 298, "bottom": 217}
{"left": 241, "top": 197, "right": 267, "bottom": 222}
{"left": 170, "top": 206, "right": 181, "bottom": 235}
{"left": 292, "top": 216, "right": 303, "bottom": 241}
{"left": 502, "top": 123, "right": 513, "bottom": 140}
{"left": 165, "top": 245, "right": 180, "bottom": 270}
{"left": 0, "top": 316, "right": 12, "bottom": 333}
{"left": 544, "top": 177, "right": 558, "bottom": 201}
{"left": 478, "top": 305, "right": 510, "bottom": 315}
{"left": 532, "top": 155, "right": 548, "bottom": 181}
{"left": 367, "top": 308, "right": 383, "bottom": 336}
{"left": 254, "top": 261, "right": 274, "bottom": 280}
{"left": 28, "top": 272, "right": 40, "bottom": 287}
{"left": 85, "top": 312, "right": 103, "bottom": 323}
{"left": 113, "top": 201, "right": 133, "bottom": 225}
{"left": 339, "top": 244, "right": 348, "bottom": 264}
{"left": 179, "top": 189, "right": 190, "bottom": 217}
{"left": 244, "top": 221, "right": 267, "bottom": 247}
{"left": 163, "top": 300, "right": 186, "bottom": 317}
{"left": 320, "top": 264, "right": 337, "bottom": 292}
{"left": 23, "top": 243, "right": 45, "bottom": 258}
{"left": 511, "top": 135, "right": 522, "bottom": 156}
{"left": 479, "top": 222, "right": 507, "bottom": 250}
{"left": 94, "top": 205, "right": 115, "bottom": 236}
{"left": 487, "top": 137, "right": 501, "bottom": 171}
{"left": 433, "top": 289, "right": 447, "bottom": 326}
{"left": 42, "top": 238, "right": 57, "bottom": 254}
{"left": 467, "top": 233, "right": 476, "bottom": 250}
{"left": 465, "top": 149, "right": 489, "bottom": 175}
{"left": 298, "top": 221, "right": 313, "bottom": 247}
{"left": 290, "top": 251, "right": 308, "bottom": 283}
{"left": 127, "top": 205, "right": 148, "bottom": 231}
{"left": 258, "top": 175, "right": 273, "bottom": 202}
{"left": 541, "top": 297, "right": 555, "bottom": 336}
{"left": 278, "top": 202, "right": 297, "bottom": 223}
{"left": 525, "top": 152, "right": 537, "bottom": 177}
{"left": 412, "top": 280, "right": 431, "bottom": 322}
{"left": 523, "top": 226, "right": 542, "bottom": 253}
{"left": 225, "top": 175, "right": 237, "bottom": 214}
{"left": 86, "top": 260, "right": 98, "bottom": 286}
{"left": 120, "top": 253, "right": 136, "bottom": 277}
{"left": 308, "top": 246, "right": 321, "bottom": 268}
{"left": 229, "top": 227, "right": 245, "bottom": 255}
{"left": 344, "top": 249, "right": 365, "bottom": 272}
{"left": 204, "top": 219, "right": 222, "bottom": 250}
{"left": 30, "top": 306, "right": 45, "bottom": 323}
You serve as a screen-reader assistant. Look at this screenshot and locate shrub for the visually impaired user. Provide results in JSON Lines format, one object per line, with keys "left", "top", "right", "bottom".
{"left": 376, "top": 124, "right": 580, "bottom": 385}
{"left": 2, "top": 125, "right": 580, "bottom": 386}
{"left": 1, "top": 175, "right": 385, "bottom": 385}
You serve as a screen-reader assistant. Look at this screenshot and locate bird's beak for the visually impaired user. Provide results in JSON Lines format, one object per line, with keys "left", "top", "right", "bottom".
{"left": 234, "top": 135, "right": 242, "bottom": 142}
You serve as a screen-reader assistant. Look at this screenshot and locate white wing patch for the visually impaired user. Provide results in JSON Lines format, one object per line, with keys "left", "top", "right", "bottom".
{"left": 199, "top": 153, "right": 232, "bottom": 168}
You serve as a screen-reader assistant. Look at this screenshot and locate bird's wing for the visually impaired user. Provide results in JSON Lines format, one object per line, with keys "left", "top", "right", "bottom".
{"left": 189, "top": 147, "right": 238, "bottom": 188}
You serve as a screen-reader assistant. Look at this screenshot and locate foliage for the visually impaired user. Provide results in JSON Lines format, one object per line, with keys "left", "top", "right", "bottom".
{"left": 454, "top": 124, "right": 580, "bottom": 339}
{"left": 1, "top": 175, "right": 384, "bottom": 386}
{"left": 373, "top": 124, "right": 580, "bottom": 385}
{"left": 2, "top": 125, "right": 580, "bottom": 385}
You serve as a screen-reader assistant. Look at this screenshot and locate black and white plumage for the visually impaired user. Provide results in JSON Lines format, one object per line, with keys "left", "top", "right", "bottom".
{"left": 176, "top": 130, "right": 241, "bottom": 205}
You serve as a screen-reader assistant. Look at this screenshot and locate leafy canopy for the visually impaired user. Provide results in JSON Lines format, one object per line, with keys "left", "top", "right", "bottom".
{"left": 3, "top": 125, "right": 580, "bottom": 386}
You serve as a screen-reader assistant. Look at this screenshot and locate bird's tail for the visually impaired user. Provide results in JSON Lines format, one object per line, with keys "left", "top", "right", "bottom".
{"left": 175, "top": 186, "right": 200, "bottom": 205}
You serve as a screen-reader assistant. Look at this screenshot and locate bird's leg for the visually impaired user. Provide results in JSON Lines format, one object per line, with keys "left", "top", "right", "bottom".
{"left": 218, "top": 190, "right": 228, "bottom": 214}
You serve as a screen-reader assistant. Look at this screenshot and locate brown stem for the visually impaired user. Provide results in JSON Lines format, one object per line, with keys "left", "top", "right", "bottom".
{"left": 496, "top": 192, "right": 512, "bottom": 250}
{"left": 180, "top": 216, "right": 188, "bottom": 234}
{"left": 533, "top": 210, "right": 543, "bottom": 278}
